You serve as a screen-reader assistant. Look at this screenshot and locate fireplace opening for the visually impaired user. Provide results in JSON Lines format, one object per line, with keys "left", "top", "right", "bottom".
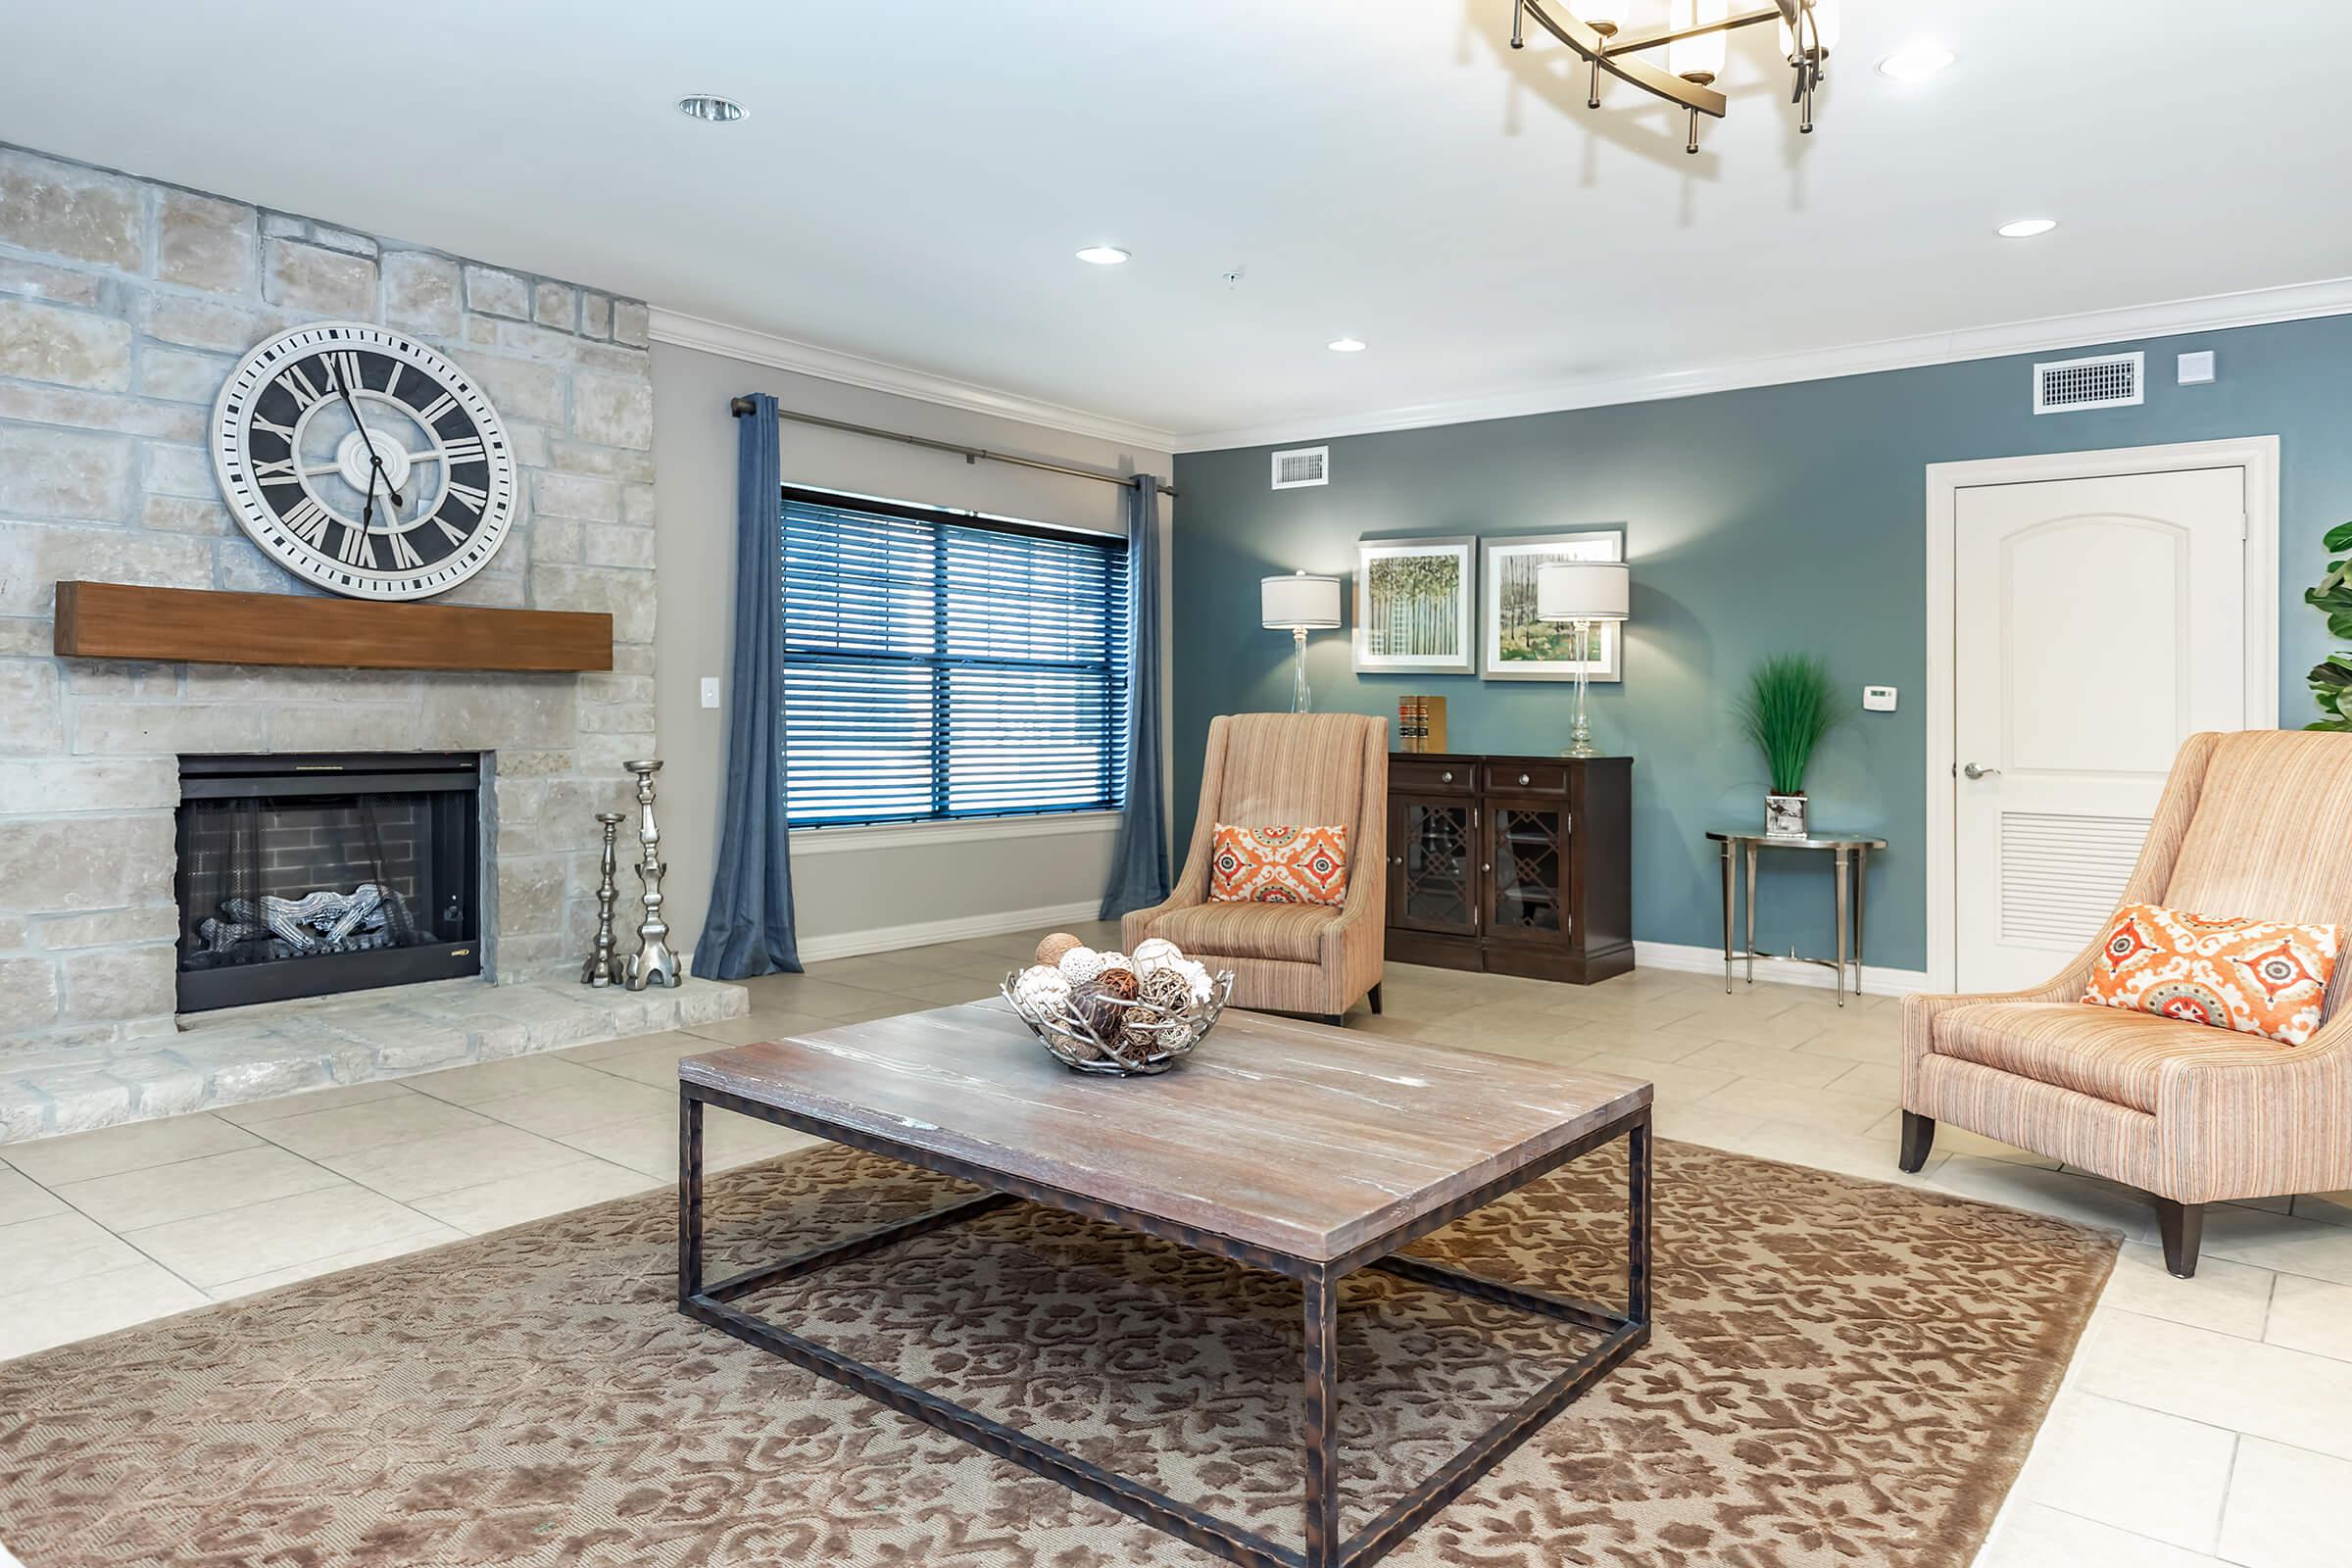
{"left": 174, "top": 753, "right": 483, "bottom": 1013}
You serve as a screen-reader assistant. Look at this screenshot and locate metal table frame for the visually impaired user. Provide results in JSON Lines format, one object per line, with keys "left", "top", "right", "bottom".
{"left": 1707, "top": 829, "right": 1886, "bottom": 1005}
{"left": 678, "top": 1082, "right": 1652, "bottom": 1568}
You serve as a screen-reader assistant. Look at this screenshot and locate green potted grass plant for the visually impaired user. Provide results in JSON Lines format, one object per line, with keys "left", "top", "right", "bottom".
{"left": 1737, "top": 653, "right": 1843, "bottom": 839}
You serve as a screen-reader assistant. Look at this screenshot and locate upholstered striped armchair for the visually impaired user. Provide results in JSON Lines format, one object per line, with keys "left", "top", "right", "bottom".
{"left": 1900, "top": 730, "right": 2352, "bottom": 1278}
{"left": 1123, "top": 712, "right": 1388, "bottom": 1024}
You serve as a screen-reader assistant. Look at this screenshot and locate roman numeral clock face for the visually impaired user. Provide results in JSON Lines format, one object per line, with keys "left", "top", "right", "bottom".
{"left": 211, "top": 323, "right": 516, "bottom": 600}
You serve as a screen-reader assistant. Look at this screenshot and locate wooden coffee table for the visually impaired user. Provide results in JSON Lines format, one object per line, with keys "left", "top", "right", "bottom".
{"left": 677, "top": 1001, "right": 1652, "bottom": 1568}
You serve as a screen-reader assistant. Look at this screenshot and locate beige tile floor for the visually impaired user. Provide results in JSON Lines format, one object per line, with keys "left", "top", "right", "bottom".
{"left": 6, "top": 922, "right": 2352, "bottom": 1568}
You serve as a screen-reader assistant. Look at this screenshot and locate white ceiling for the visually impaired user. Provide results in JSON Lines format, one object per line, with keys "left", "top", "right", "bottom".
{"left": 5, "top": 1, "right": 2349, "bottom": 448}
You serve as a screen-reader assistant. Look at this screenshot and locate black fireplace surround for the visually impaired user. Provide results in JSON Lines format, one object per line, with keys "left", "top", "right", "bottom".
{"left": 173, "top": 753, "right": 483, "bottom": 1012}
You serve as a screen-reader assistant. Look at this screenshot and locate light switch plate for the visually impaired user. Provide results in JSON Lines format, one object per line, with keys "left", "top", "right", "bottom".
{"left": 700, "top": 676, "right": 720, "bottom": 709}
{"left": 1863, "top": 685, "right": 1897, "bottom": 712}
{"left": 2178, "top": 350, "right": 2216, "bottom": 384}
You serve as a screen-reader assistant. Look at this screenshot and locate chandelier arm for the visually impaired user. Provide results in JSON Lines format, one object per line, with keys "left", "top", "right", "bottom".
{"left": 1601, "top": 5, "right": 1782, "bottom": 61}
{"left": 1796, "top": 2, "right": 1819, "bottom": 130}
{"left": 1518, "top": 0, "right": 1729, "bottom": 118}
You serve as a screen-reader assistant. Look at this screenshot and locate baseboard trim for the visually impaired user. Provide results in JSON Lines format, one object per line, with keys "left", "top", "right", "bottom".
{"left": 796, "top": 900, "right": 1102, "bottom": 964}
{"left": 1634, "top": 940, "right": 1929, "bottom": 999}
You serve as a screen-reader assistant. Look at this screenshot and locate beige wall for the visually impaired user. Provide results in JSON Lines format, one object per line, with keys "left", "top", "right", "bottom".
{"left": 650, "top": 339, "right": 1174, "bottom": 958}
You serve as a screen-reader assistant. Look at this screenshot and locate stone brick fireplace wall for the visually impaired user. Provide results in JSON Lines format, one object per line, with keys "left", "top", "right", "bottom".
{"left": 0, "top": 144, "right": 661, "bottom": 1050}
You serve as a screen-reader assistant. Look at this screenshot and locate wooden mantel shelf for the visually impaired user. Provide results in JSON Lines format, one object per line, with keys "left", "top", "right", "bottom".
{"left": 52, "top": 582, "right": 614, "bottom": 673}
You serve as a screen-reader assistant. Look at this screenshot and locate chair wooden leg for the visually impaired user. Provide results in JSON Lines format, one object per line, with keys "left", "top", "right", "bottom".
{"left": 1898, "top": 1111, "right": 1936, "bottom": 1173}
{"left": 2155, "top": 1199, "right": 2204, "bottom": 1279}
{"left": 1368, "top": 983, "right": 1383, "bottom": 1015}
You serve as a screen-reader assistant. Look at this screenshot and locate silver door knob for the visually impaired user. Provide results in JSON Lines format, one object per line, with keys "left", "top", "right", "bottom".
{"left": 1517, "top": 772, "right": 1532, "bottom": 785}
{"left": 1962, "top": 762, "right": 2001, "bottom": 779}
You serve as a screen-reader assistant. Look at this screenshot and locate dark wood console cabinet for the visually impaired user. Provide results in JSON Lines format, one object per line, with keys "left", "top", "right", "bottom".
{"left": 1384, "top": 753, "right": 1633, "bottom": 984}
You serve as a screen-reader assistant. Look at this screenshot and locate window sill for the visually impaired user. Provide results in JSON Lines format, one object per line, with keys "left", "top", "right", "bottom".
{"left": 788, "top": 810, "right": 1123, "bottom": 857}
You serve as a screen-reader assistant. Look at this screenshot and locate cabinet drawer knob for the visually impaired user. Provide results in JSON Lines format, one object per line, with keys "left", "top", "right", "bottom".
{"left": 1441, "top": 770, "right": 1454, "bottom": 783}
{"left": 1517, "top": 772, "right": 1531, "bottom": 786}
{"left": 1482, "top": 861, "right": 1493, "bottom": 873}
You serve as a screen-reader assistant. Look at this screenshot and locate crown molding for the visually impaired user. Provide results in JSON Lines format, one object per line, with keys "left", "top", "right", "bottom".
{"left": 647, "top": 307, "right": 1178, "bottom": 456}
{"left": 1170, "top": 274, "right": 2352, "bottom": 454}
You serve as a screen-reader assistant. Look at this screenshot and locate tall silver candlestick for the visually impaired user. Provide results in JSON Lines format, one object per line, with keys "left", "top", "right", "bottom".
{"left": 582, "top": 810, "right": 625, "bottom": 987}
{"left": 622, "top": 760, "right": 680, "bottom": 990}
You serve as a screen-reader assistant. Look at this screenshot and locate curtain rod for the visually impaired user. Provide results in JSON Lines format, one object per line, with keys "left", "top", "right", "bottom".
{"left": 730, "top": 397, "right": 1175, "bottom": 500}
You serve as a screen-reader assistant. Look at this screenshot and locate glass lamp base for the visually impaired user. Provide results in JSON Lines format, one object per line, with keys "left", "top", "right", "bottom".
{"left": 1561, "top": 635, "right": 1595, "bottom": 757}
{"left": 1290, "top": 628, "right": 1313, "bottom": 713}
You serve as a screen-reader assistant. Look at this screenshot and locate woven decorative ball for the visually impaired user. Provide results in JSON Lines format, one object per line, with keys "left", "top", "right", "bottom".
{"left": 1097, "top": 965, "right": 1141, "bottom": 1002}
{"left": 1132, "top": 936, "right": 1183, "bottom": 972}
{"left": 1013, "top": 965, "right": 1074, "bottom": 1013}
{"left": 1035, "top": 931, "right": 1085, "bottom": 967}
{"left": 1084, "top": 994, "right": 1133, "bottom": 1038}
{"left": 1137, "top": 968, "right": 1191, "bottom": 1013}
{"left": 1173, "top": 958, "right": 1214, "bottom": 1004}
{"left": 1055, "top": 946, "right": 1105, "bottom": 985}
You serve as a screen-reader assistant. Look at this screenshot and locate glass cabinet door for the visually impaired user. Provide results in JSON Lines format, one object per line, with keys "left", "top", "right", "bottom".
{"left": 1391, "top": 797, "right": 1479, "bottom": 936}
{"left": 1485, "top": 804, "right": 1569, "bottom": 943}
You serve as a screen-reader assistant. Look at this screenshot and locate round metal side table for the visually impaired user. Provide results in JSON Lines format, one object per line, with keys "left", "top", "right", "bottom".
{"left": 1705, "top": 828, "right": 1887, "bottom": 1004}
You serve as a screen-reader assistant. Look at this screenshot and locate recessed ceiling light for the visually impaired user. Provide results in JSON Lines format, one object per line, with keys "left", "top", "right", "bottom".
{"left": 1876, "top": 45, "right": 1955, "bottom": 81}
{"left": 1075, "top": 245, "right": 1131, "bottom": 266}
{"left": 1998, "top": 218, "right": 2059, "bottom": 239}
{"left": 1328, "top": 337, "right": 1367, "bottom": 353}
{"left": 676, "top": 94, "right": 746, "bottom": 123}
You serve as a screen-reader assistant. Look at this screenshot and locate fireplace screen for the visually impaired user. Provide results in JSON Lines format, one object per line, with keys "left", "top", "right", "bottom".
{"left": 174, "top": 754, "right": 482, "bottom": 1012}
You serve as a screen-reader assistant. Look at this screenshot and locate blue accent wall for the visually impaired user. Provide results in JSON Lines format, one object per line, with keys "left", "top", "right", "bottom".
{"left": 1170, "top": 315, "right": 2352, "bottom": 973}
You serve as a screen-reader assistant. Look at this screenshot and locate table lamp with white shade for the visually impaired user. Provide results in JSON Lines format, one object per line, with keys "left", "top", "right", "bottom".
{"left": 1535, "top": 561, "right": 1630, "bottom": 758}
{"left": 1261, "top": 569, "right": 1344, "bottom": 712}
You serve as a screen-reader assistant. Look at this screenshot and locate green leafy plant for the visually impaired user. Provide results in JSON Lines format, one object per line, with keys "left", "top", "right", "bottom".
{"left": 1736, "top": 653, "right": 1844, "bottom": 796}
{"left": 2305, "top": 520, "right": 2352, "bottom": 731}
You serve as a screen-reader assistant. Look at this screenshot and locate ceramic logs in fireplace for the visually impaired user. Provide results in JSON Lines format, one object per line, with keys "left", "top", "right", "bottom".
{"left": 173, "top": 754, "right": 483, "bottom": 1012}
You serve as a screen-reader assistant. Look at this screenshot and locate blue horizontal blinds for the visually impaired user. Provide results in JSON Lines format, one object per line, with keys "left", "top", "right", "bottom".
{"left": 780, "top": 487, "right": 1131, "bottom": 828}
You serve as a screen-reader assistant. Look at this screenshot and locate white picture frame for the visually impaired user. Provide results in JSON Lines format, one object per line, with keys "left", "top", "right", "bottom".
{"left": 1352, "top": 535, "right": 1477, "bottom": 675}
{"left": 1480, "top": 530, "right": 1624, "bottom": 683}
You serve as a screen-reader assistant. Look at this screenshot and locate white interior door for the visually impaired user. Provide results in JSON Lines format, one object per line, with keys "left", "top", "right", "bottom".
{"left": 1953, "top": 467, "right": 2247, "bottom": 992}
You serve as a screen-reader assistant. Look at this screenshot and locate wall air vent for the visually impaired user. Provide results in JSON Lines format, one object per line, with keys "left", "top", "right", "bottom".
{"left": 2034, "top": 352, "right": 2144, "bottom": 415}
{"left": 1270, "top": 446, "right": 1330, "bottom": 489}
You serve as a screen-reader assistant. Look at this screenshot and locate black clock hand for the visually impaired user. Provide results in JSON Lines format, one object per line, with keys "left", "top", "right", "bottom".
{"left": 331, "top": 373, "right": 403, "bottom": 528}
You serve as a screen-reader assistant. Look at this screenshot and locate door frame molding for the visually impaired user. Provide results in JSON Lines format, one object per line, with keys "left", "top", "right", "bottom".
{"left": 1923, "top": 435, "right": 2280, "bottom": 991}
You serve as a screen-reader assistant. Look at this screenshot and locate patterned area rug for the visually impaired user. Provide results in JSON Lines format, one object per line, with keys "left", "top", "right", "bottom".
{"left": 0, "top": 1140, "right": 2114, "bottom": 1568}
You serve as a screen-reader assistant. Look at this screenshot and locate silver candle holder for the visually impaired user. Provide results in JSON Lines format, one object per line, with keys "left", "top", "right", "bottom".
{"left": 622, "top": 759, "right": 681, "bottom": 990}
{"left": 582, "top": 810, "right": 625, "bottom": 987}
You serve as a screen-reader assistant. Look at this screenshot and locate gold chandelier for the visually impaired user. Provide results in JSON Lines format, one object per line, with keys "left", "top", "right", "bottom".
{"left": 1510, "top": 0, "right": 1839, "bottom": 152}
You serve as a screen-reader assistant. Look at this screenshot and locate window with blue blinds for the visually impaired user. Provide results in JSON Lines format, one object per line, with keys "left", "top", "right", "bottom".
{"left": 780, "top": 486, "right": 1132, "bottom": 828}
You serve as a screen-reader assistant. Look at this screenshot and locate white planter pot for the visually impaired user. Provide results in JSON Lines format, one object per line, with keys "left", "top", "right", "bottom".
{"left": 1765, "top": 791, "right": 1809, "bottom": 840}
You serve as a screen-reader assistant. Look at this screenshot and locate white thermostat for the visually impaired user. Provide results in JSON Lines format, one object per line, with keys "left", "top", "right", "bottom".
{"left": 2178, "top": 351, "right": 2216, "bottom": 384}
{"left": 1863, "top": 685, "right": 1897, "bottom": 712}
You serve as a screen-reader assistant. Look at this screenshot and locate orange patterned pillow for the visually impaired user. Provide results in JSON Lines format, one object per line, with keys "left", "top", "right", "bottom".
{"left": 2082, "top": 904, "right": 2344, "bottom": 1046}
{"left": 1209, "top": 824, "right": 1349, "bottom": 906}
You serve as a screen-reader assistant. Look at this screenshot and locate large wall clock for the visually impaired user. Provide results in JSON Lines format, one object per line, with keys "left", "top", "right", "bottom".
{"left": 211, "top": 321, "right": 517, "bottom": 601}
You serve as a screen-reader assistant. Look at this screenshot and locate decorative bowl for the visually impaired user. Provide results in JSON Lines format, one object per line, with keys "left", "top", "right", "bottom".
{"left": 1000, "top": 967, "right": 1235, "bottom": 1076}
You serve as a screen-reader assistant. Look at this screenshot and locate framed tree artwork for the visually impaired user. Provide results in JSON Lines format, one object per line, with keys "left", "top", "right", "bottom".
{"left": 1353, "top": 535, "right": 1477, "bottom": 674}
{"left": 1481, "top": 530, "right": 1624, "bottom": 682}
